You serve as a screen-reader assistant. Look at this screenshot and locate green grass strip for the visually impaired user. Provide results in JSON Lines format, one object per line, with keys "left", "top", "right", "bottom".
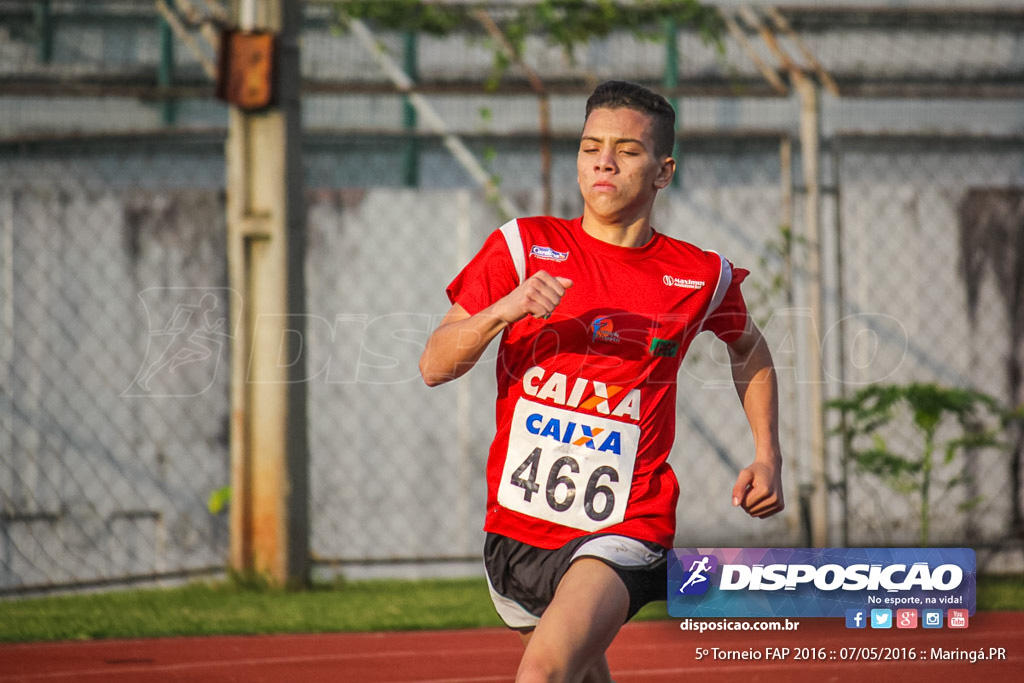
{"left": 0, "top": 574, "right": 1021, "bottom": 643}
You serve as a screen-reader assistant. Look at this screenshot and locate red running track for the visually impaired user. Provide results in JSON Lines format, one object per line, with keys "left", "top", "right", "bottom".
{"left": 1, "top": 613, "right": 1021, "bottom": 682}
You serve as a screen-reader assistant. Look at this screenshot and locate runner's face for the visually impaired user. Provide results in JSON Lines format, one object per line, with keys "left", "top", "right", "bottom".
{"left": 577, "top": 107, "right": 673, "bottom": 224}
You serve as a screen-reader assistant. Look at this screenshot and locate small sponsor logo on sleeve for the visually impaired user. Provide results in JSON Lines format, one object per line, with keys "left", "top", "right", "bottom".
{"left": 649, "top": 337, "right": 679, "bottom": 357}
{"left": 530, "top": 245, "right": 569, "bottom": 262}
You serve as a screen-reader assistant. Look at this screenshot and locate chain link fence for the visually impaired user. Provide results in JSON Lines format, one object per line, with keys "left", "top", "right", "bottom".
{"left": 829, "top": 135, "right": 1024, "bottom": 564}
{"left": 0, "top": 139, "right": 232, "bottom": 593}
{"left": 2, "top": 2, "right": 1023, "bottom": 593}
{"left": 5, "top": 131, "right": 1020, "bottom": 593}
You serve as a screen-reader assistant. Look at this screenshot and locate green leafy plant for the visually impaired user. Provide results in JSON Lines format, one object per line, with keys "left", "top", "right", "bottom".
{"left": 827, "top": 383, "right": 1006, "bottom": 547}
{"left": 336, "top": 0, "right": 724, "bottom": 95}
{"left": 336, "top": 0, "right": 725, "bottom": 69}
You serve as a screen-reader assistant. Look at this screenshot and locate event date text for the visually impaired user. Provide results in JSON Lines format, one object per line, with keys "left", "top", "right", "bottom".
{"left": 694, "top": 647, "right": 921, "bottom": 661}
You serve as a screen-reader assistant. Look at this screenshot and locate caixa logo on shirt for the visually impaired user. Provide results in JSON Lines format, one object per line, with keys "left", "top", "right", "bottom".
{"left": 521, "top": 366, "right": 641, "bottom": 421}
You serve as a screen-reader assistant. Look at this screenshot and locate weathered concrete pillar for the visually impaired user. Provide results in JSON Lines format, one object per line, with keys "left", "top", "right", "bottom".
{"left": 225, "top": 0, "right": 308, "bottom": 585}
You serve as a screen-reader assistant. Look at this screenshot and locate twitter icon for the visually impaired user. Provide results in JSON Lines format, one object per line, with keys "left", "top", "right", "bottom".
{"left": 871, "top": 609, "right": 893, "bottom": 629}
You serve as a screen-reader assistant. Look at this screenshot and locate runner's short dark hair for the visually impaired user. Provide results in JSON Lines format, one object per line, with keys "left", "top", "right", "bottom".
{"left": 584, "top": 80, "right": 677, "bottom": 159}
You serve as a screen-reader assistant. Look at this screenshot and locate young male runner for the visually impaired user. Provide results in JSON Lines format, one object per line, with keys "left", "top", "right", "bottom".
{"left": 419, "top": 80, "right": 784, "bottom": 683}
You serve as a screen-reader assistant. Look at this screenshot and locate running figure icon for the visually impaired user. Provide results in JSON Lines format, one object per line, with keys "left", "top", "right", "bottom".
{"left": 679, "top": 556, "right": 712, "bottom": 594}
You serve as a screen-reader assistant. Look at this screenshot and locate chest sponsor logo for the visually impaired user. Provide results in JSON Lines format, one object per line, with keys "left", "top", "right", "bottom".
{"left": 530, "top": 245, "right": 569, "bottom": 262}
{"left": 663, "top": 274, "right": 705, "bottom": 289}
{"left": 522, "top": 366, "right": 640, "bottom": 421}
{"left": 590, "top": 316, "right": 621, "bottom": 344}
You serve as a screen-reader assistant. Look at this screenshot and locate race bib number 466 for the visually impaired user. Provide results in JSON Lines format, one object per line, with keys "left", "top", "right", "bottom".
{"left": 498, "top": 399, "right": 640, "bottom": 532}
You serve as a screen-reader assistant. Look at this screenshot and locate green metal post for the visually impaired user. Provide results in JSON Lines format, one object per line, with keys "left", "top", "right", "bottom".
{"left": 158, "top": 0, "right": 177, "bottom": 126}
{"left": 663, "top": 18, "right": 681, "bottom": 187}
{"left": 401, "top": 31, "right": 419, "bottom": 187}
{"left": 34, "top": 0, "right": 53, "bottom": 63}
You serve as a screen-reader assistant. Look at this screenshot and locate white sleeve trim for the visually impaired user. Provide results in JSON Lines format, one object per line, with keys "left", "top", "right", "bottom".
{"left": 700, "top": 251, "right": 733, "bottom": 331}
{"left": 499, "top": 218, "right": 526, "bottom": 284}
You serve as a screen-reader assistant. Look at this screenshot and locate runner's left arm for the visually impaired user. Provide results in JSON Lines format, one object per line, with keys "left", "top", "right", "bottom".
{"left": 726, "top": 316, "right": 785, "bottom": 519}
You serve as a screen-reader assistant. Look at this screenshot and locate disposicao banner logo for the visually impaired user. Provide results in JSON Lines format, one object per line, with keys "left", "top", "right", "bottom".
{"left": 667, "top": 548, "right": 976, "bottom": 618}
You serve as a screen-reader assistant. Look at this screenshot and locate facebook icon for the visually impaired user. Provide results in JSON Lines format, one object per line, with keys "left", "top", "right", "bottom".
{"left": 846, "top": 609, "right": 867, "bottom": 629}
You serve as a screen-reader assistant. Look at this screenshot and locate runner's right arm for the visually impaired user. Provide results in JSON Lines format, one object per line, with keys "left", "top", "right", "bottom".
{"left": 419, "top": 272, "right": 572, "bottom": 387}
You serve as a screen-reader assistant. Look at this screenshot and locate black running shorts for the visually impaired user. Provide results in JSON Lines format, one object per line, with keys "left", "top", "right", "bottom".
{"left": 483, "top": 532, "right": 668, "bottom": 631}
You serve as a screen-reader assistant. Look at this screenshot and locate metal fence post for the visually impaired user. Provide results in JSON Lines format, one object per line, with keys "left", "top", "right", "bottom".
{"left": 794, "top": 74, "right": 829, "bottom": 547}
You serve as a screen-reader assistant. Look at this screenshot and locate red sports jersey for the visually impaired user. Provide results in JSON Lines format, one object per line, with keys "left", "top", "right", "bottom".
{"left": 446, "top": 216, "right": 749, "bottom": 549}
